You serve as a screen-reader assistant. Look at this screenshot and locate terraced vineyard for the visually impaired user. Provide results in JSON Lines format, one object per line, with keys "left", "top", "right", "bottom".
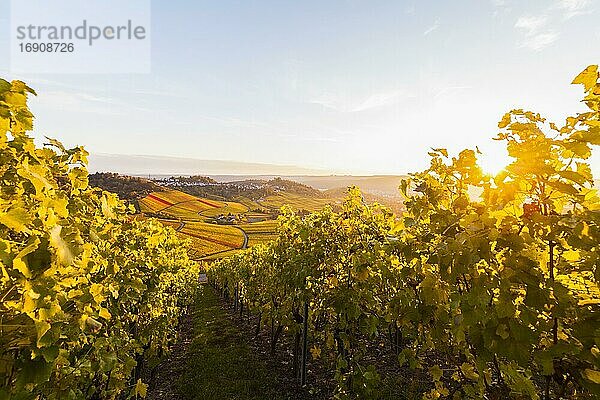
{"left": 138, "top": 190, "right": 229, "bottom": 221}
{"left": 138, "top": 187, "right": 347, "bottom": 259}
{"left": 198, "top": 201, "right": 249, "bottom": 217}
{"left": 238, "top": 220, "right": 278, "bottom": 246}
{"left": 138, "top": 189, "right": 329, "bottom": 260}
{"left": 260, "top": 191, "right": 337, "bottom": 212}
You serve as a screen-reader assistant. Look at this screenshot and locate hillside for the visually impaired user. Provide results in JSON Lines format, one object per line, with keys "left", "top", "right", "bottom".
{"left": 89, "top": 172, "right": 163, "bottom": 201}
{"left": 89, "top": 173, "right": 407, "bottom": 261}
{"left": 158, "top": 176, "right": 324, "bottom": 201}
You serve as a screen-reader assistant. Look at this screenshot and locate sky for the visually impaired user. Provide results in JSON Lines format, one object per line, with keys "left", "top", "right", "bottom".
{"left": 0, "top": 0, "right": 599, "bottom": 175}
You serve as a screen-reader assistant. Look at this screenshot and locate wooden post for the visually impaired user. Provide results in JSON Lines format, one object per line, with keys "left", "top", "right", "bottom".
{"left": 300, "top": 301, "right": 309, "bottom": 387}
{"left": 234, "top": 283, "right": 238, "bottom": 311}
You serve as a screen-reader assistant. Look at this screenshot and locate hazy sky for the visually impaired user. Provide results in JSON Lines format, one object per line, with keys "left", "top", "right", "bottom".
{"left": 1, "top": 0, "right": 599, "bottom": 175}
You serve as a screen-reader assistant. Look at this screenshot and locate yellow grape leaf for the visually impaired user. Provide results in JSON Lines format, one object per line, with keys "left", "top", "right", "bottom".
{"left": 0, "top": 118, "right": 9, "bottom": 136}
{"left": 13, "top": 258, "right": 31, "bottom": 278}
{"left": 99, "top": 308, "right": 112, "bottom": 320}
{"left": 0, "top": 264, "right": 8, "bottom": 284}
{"left": 135, "top": 379, "right": 148, "bottom": 398}
{"left": 0, "top": 79, "right": 10, "bottom": 95}
{"left": 460, "top": 363, "right": 480, "bottom": 381}
{"left": 79, "top": 314, "right": 88, "bottom": 331}
{"left": 22, "top": 290, "right": 37, "bottom": 314}
{"left": 0, "top": 206, "right": 31, "bottom": 232}
{"left": 68, "top": 289, "right": 84, "bottom": 299}
{"left": 572, "top": 65, "right": 598, "bottom": 92}
{"left": 108, "top": 283, "right": 120, "bottom": 299}
{"left": 22, "top": 139, "right": 36, "bottom": 155}
{"left": 578, "top": 298, "right": 600, "bottom": 306}
{"left": 16, "top": 237, "right": 40, "bottom": 260}
{"left": 329, "top": 276, "right": 338, "bottom": 287}
{"left": 101, "top": 195, "right": 116, "bottom": 219}
{"left": 498, "top": 112, "right": 512, "bottom": 128}
{"left": 70, "top": 146, "right": 89, "bottom": 165}
{"left": 310, "top": 345, "right": 321, "bottom": 359}
{"left": 49, "top": 225, "right": 73, "bottom": 266}
{"left": 562, "top": 250, "right": 580, "bottom": 262}
{"left": 49, "top": 195, "right": 69, "bottom": 218}
{"left": 432, "top": 148, "right": 448, "bottom": 157}
{"left": 17, "top": 158, "right": 53, "bottom": 195}
{"left": 69, "top": 167, "right": 88, "bottom": 192}
{"left": 38, "top": 303, "right": 61, "bottom": 320}
{"left": 35, "top": 321, "right": 51, "bottom": 347}
{"left": 355, "top": 268, "right": 369, "bottom": 282}
{"left": 44, "top": 137, "right": 66, "bottom": 152}
{"left": 90, "top": 283, "right": 105, "bottom": 304}
{"left": 582, "top": 369, "right": 600, "bottom": 384}
{"left": 4, "top": 91, "right": 27, "bottom": 106}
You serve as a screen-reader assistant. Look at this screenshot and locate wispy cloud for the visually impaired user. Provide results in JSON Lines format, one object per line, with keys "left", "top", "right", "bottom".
{"left": 423, "top": 18, "right": 440, "bottom": 36}
{"left": 515, "top": 15, "right": 548, "bottom": 35}
{"left": 310, "top": 90, "right": 409, "bottom": 113}
{"left": 514, "top": 15, "right": 559, "bottom": 50}
{"left": 514, "top": 0, "right": 593, "bottom": 51}
{"left": 15, "top": 76, "right": 187, "bottom": 99}
{"left": 193, "top": 114, "right": 268, "bottom": 129}
{"left": 39, "top": 90, "right": 155, "bottom": 115}
{"left": 433, "top": 86, "right": 472, "bottom": 100}
{"left": 556, "top": 0, "right": 592, "bottom": 19}
{"left": 521, "top": 31, "right": 559, "bottom": 50}
{"left": 491, "top": 0, "right": 512, "bottom": 18}
{"left": 38, "top": 90, "right": 121, "bottom": 115}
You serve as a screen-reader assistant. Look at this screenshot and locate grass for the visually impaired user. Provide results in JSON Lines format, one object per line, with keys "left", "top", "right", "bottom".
{"left": 170, "top": 285, "right": 418, "bottom": 400}
{"left": 178, "top": 285, "right": 289, "bottom": 400}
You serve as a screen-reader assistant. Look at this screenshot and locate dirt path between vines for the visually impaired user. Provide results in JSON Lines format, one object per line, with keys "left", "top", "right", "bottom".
{"left": 147, "top": 284, "right": 312, "bottom": 400}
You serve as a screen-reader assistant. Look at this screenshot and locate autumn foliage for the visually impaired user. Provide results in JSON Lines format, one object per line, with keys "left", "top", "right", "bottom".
{"left": 210, "top": 66, "right": 600, "bottom": 399}
{"left": 0, "top": 80, "right": 199, "bottom": 398}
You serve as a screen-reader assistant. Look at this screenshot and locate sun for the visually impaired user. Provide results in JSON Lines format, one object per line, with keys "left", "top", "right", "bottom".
{"left": 479, "top": 153, "right": 509, "bottom": 177}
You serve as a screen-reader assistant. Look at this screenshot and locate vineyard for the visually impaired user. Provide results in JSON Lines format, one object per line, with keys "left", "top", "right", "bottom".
{"left": 209, "top": 65, "right": 600, "bottom": 399}
{"left": 1, "top": 64, "right": 599, "bottom": 400}
{"left": 259, "top": 192, "right": 338, "bottom": 213}
{"left": 137, "top": 190, "right": 251, "bottom": 259}
{"left": 137, "top": 184, "right": 335, "bottom": 260}
{"left": 138, "top": 190, "right": 242, "bottom": 220}
{"left": 238, "top": 220, "right": 279, "bottom": 246}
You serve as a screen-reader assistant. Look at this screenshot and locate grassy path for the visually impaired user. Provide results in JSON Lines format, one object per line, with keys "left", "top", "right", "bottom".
{"left": 172, "top": 284, "right": 293, "bottom": 400}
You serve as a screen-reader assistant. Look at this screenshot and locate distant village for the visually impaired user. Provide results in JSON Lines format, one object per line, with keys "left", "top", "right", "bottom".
{"left": 153, "top": 176, "right": 292, "bottom": 192}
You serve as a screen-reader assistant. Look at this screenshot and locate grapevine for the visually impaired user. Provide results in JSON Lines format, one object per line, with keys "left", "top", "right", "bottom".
{"left": 0, "top": 79, "right": 199, "bottom": 399}
{"left": 210, "top": 65, "right": 600, "bottom": 399}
